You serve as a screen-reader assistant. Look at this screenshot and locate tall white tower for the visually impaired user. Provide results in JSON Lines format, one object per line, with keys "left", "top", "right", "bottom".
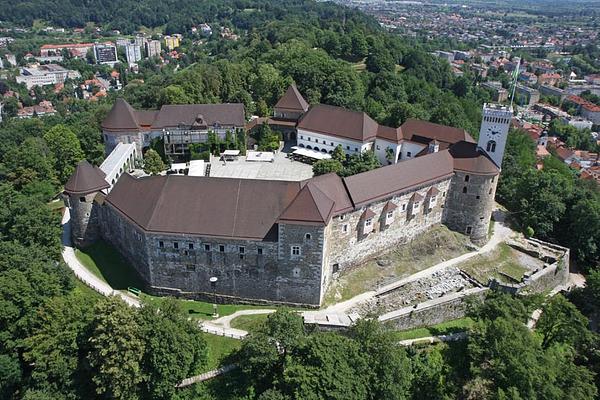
{"left": 478, "top": 103, "right": 512, "bottom": 169}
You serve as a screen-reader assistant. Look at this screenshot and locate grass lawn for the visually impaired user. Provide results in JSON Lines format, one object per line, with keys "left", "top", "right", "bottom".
{"left": 75, "top": 239, "right": 276, "bottom": 319}
{"left": 390, "top": 317, "right": 474, "bottom": 341}
{"left": 324, "top": 226, "right": 473, "bottom": 305}
{"left": 230, "top": 314, "right": 270, "bottom": 333}
{"left": 204, "top": 334, "right": 242, "bottom": 371}
{"left": 459, "top": 243, "right": 532, "bottom": 285}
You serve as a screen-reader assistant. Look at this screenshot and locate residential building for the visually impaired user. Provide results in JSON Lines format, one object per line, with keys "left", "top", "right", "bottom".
{"left": 16, "top": 64, "right": 81, "bottom": 89}
{"left": 125, "top": 43, "right": 142, "bottom": 65}
{"left": 145, "top": 40, "right": 161, "bottom": 58}
{"left": 94, "top": 43, "right": 118, "bottom": 66}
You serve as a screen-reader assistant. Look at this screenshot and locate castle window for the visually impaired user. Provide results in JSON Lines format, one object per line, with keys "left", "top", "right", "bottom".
{"left": 239, "top": 254, "right": 245, "bottom": 260}
{"left": 463, "top": 187, "right": 468, "bottom": 194}
{"left": 333, "top": 263, "right": 340, "bottom": 274}
{"left": 476, "top": 195, "right": 480, "bottom": 199}
{"left": 339, "top": 215, "right": 345, "bottom": 221}
{"left": 159, "top": 241, "right": 164, "bottom": 248}
{"left": 291, "top": 246, "right": 301, "bottom": 256}
{"left": 342, "top": 224, "right": 348, "bottom": 233}
{"left": 387, "top": 211, "right": 394, "bottom": 219}
{"left": 402, "top": 204, "right": 406, "bottom": 211}
{"left": 173, "top": 242, "right": 179, "bottom": 249}
{"left": 464, "top": 175, "right": 470, "bottom": 182}
{"left": 184, "top": 250, "right": 189, "bottom": 256}
{"left": 486, "top": 140, "right": 496, "bottom": 152}
{"left": 407, "top": 151, "right": 412, "bottom": 157}
{"left": 365, "top": 218, "right": 373, "bottom": 228}
{"left": 466, "top": 226, "right": 472, "bottom": 234}
{"left": 305, "top": 233, "right": 312, "bottom": 240}
{"left": 376, "top": 145, "right": 381, "bottom": 150}
{"left": 346, "top": 145, "right": 350, "bottom": 150}
{"left": 186, "top": 265, "right": 196, "bottom": 271}
{"left": 330, "top": 142, "right": 334, "bottom": 146}
{"left": 219, "top": 245, "right": 225, "bottom": 253}
{"left": 491, "top": 176, "right": 495, "bottom": 183}
{"left": 307, "top": 137, "right": 311, "bottom": 141}
{"left": 188, "top": 243, "right": 194, "bottom": 250}
{"left": 79, "top": 197, "right": 86, "bottom": 202}
{"left": 300, "top": 135, "right": 304, "bottom": 139}
{"left": 204, "top": 244, "right": 211, "bottom": 251}
{"left": 489, "top": 188, "right": 493, "bottom": 195}
{"left": 239, "top": 246, "right": 245, "bottom": 254}
{"left": 257, "top": 247, "right": 263, "bottom": 255}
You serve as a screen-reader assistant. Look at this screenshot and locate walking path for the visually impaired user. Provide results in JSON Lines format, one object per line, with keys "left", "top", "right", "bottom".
{"left": 61, "top": 208, "right": 141, "bottom": 308}
{"left": 176, "top": 364, "right": 238, "bottom": 387}
{"left": 304, "top": 207, "right": 515, "bottom": 324}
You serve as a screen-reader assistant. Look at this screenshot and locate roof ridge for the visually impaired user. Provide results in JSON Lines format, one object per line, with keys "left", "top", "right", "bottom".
{"left": 146, "top": 175, "right": 171, "bottom": 229}
{"left": 305, "top": 182, "right": 335, "bottom": 222}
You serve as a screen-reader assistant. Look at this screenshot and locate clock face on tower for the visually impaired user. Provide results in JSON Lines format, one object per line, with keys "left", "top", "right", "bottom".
{"left": 487, "top": 125, "right": 501, "bottom": 137}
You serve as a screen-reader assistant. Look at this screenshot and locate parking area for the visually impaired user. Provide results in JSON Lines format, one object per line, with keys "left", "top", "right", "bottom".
{"left": 208, "top": 151, "right": 314, "bottom": 181}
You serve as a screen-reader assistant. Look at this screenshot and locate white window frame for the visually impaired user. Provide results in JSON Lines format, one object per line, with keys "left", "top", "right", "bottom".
{"left": 291, "top": 245, "right": 301, "bottom": 256}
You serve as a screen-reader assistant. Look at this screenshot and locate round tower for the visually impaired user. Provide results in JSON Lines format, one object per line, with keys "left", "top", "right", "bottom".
{"left": 443, "top": 168, "right": 498, "bottom": 245}
{"left": 64, "top": 160, "right": 110, "bottom": 247}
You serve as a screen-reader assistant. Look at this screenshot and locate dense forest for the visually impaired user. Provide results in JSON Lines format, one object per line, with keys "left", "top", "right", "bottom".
{"left": 0, "top": 0, "right": 599, "bottom": 399}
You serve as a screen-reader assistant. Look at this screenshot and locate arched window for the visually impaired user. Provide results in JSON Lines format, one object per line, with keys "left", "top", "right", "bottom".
{"left": 486, "top": 140, "right": 496, "bottom": 152}
{"left": 305, "top": 233, "right": 312, "bottom": 240}
{"left": 299, "top": 143, "right": 305, "bottom": 148}
{"left": 313, "top": 147, "right": 320, "bottom": 152}
{"left": 464, "top": 175, "right": 470, "bottom": 182}
{"left": 306, "top": 145, "right": 312, "bottom": 150}
{"left": 462, "top": 187, "right": 467, "bottom": 194}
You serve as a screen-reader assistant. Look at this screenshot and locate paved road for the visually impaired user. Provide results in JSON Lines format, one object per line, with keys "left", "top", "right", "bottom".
{"left": 61, "top": 208, "right": 141, "bottom": 307}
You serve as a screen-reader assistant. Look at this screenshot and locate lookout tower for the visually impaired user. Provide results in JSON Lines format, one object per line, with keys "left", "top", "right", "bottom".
{"left": 64, "top": 160, "right": 110, "bottom": 247}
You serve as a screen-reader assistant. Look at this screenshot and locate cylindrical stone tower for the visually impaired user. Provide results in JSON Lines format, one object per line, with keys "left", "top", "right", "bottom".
{"left": 443, "top": 169, "right": 498, "bottom": 245}
{"left": 64, "top": 160, "right": 110, "bottom": 247}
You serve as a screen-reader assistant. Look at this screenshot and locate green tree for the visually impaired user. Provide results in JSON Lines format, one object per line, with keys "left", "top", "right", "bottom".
{"left": 43, "top": 125, "right": 84, "bottom": 184}
{"left": 143, "top": 149, "right": 166, "bottom": 175}
{"left": 312, "top": 159, "right": 343, "bottom": 176}
{"left": 331, "top": 144, "right": 346, "bottom": 163}
{"left": 536, "top": 295, "right": 592, "bottom": 350}
{"left": 87, "top": 297, "right": 145, "bottom": 400}
{"left": 157, "top": 85, "right": 192, "bottom": 106}
{"left": 138, "top": 299, "right": 208, "bottom": 399}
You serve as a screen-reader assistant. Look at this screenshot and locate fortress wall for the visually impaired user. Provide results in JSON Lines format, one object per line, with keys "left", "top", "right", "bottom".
{"left": 69, "top": 192, "right": 103, "bottom": 247}
{"left": 326, "top": 178, "right": 452, "bottom": 273}
{"left": 99, "top": 202, "right": 325, "bottom": 305}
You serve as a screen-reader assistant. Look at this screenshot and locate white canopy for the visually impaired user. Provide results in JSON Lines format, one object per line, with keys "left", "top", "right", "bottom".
{"left": 292, "top": 148, "right": 331, "bottom": 160}
{"left": 222, "top": 150, "right": 241, "bottom": 156}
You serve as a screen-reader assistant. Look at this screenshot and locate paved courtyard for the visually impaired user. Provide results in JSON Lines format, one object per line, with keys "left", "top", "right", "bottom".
{"left": 209, "top": 151, "right": 314, "bottom": 181}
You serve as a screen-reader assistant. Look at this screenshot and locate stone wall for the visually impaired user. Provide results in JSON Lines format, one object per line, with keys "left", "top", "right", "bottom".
{"left": 68, "top": 192, "right": 102, "bottom": 247}
{"left": 327, "top": 178, "right": 452, "bottom": 273}
{"left": 490, "top": 238, "right": 570, "bottom": 295}
{"left": 443, "top": 171, "right": 497, "bottom": 245}
{"left": 379, "top": 288, "right": 488, "bottom": 330}
{"left": 98, "top": 202, "right": 325, "bottom": 306}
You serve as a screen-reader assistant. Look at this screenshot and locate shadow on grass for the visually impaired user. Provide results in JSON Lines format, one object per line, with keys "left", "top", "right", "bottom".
{"left": 77, "top": 239, "right": 146, "bottom": 291}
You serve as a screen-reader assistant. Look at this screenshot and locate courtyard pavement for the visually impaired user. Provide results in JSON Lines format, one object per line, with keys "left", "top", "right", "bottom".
{"left": 208, "top": 151, "right": 313, "bottom": 181}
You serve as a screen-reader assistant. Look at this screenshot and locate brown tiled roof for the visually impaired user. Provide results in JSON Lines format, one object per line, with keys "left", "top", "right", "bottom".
{"left": 427, "top": 187, "right": 440, "bottom": 196}
{"left": 64, "top": 160, "right": 109, "bottom": 195}
{"left": 376, "top": 125, "right": 404, "bottom": 143}
{"left": 102, "top": 98, "right": 141, "bottom": 132}
{"left": 105, "top": 174, "right": 302, "bottom": 240}
{"left": 278, "top": 182, "right": 335, "bottom": 226}
{"left": 151, "top": 104, "right": 245, "bottom": 129}
{"left": 274, "top": 85, "right": 309, "bottom": 112}
{"left": 360, "top": 208, "right": 376, "bottom": 220}
{"left": 304, "top": 173, "right": 353, "bottom": 215}
{"left": 400, "top": 119, "right": 475, "bottom": 145}
{"left": 555, "top": 146, "right": 575, "bottom": 161}
{"left": 343, "top": 150, "right": 455, "bottom": 207}
{"left": 382, "top": 201, "right": 397, "bottom": 212}
{"left": 135, "top": 110, "right": 159, "bottom": 127}
{"left": 297, "top": 104, "right": 380, "bottom": 142}
{"left": 448, "top": 141, "right": 499, "bottom": 174}
{"left": 411, "top": 192, "right": 424, "bottom": 202}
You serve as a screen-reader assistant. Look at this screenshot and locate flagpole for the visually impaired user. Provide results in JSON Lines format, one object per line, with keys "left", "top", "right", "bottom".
{"left": 509, "top": 58, "right": 520, "bottom": 109}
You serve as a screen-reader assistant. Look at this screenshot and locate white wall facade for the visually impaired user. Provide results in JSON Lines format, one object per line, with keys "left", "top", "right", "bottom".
{"left": 374, "top": 138, "right": 402, "bottom": 165}
{"left": 297, "top": 128, "right": 372, "bottom": 155}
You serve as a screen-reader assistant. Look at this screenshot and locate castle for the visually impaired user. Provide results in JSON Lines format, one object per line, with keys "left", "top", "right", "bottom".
{"left": 65, "top": 87, "right": 512, "bottom": 307}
